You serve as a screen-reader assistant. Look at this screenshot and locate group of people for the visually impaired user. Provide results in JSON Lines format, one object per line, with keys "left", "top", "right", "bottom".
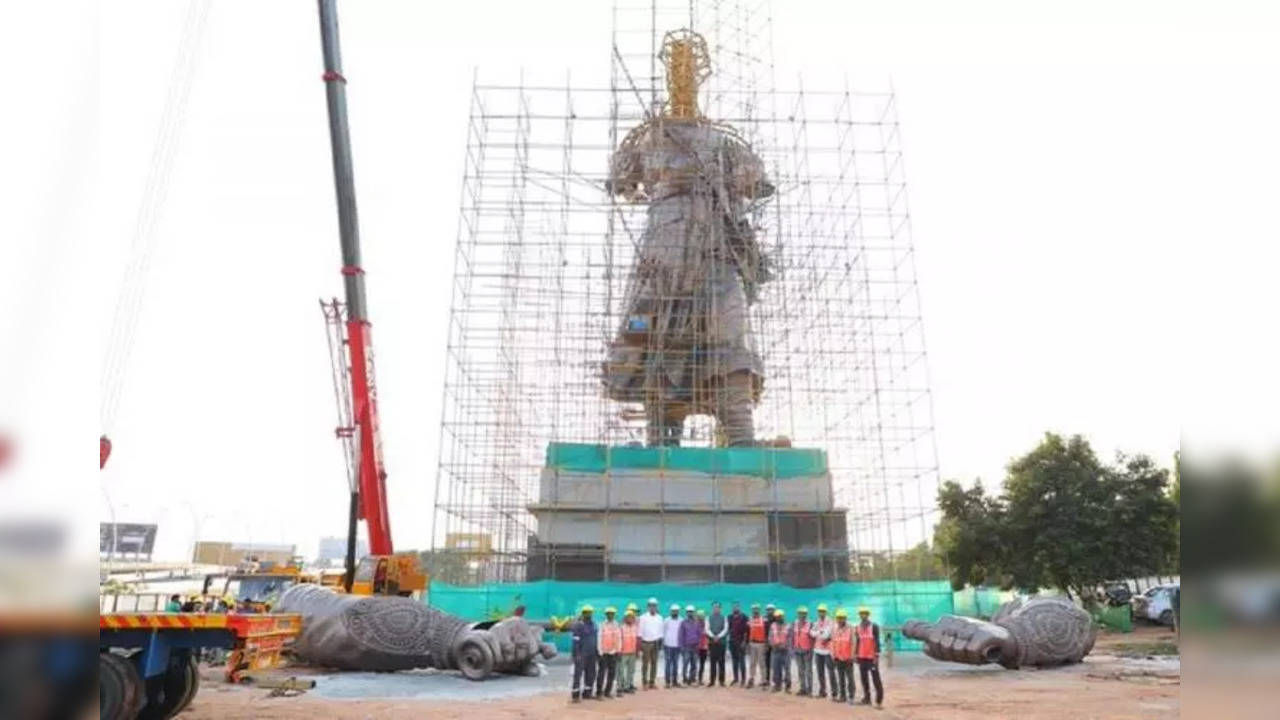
{"left": 569, "top": 597, "right": 885, "bottom": 708}
{"left": 163, "top": 593, "right": 253, "bottom": 613}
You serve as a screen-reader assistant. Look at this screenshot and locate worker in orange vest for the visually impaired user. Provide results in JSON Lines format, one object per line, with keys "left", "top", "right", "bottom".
{"left": 829, "top": 608, "right": 855, "bottom": 704}
{"left": 792, "top": 606, "right": 814, "bottom": 696}
{"left": 596, "top": 606, "right": 622, "bottom": 699}
{"left": 617, "top": 605, "right": 641, "bottom": 694}
{"left": 854, "top": 606, "right": 884, "bottom": 707}
{"left": 746, "top": 603, "right": 767, "bottom": 688}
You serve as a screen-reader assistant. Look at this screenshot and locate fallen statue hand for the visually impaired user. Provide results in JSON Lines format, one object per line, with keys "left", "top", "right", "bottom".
{"left": 452, "top": 617, "right": 558, "bottom": 679}
{"left": 902, "top": 596, "right": 1096, "bottom": 669}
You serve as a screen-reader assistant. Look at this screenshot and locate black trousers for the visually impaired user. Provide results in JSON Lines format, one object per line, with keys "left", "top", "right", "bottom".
{"left": 572, "top": 655, "right": 598, "bottom": 699}
{"left": 596, "top": 654, "right": 617, "bottom": 697}
{"left": 697, "top": 649, "right": 707, "bottom": 683}
{"left": 814, "top": 653, "right": 833, "bottom": 695}
{"left": 709, "top": 642, "right": 726, "bottom": 685}
{"left": 763, "top": 646, "right": 772, "bottom": 683}
{"left": 857, "top": 659, "right": 884, "bottom": 703}
{"left": 730, "top": 641, "right": 746, "bottom": 683}
{"left": 833, "top": 659, "right": 853, "bottom": 700}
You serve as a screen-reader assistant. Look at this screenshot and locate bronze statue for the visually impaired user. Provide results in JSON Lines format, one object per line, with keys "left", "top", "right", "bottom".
{"left": 276, "top": 584, "right": 556, "bottom": 679}
{"left": 902, "top": 596, "right": 1096, "bottom": 669}
{"left": 604, "top": 29, "right": 775, "bottom": 447}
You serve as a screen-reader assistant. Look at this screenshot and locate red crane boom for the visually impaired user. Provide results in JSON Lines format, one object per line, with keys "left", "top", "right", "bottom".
{"left": 316, "top": 0, "right": 393, "bottom": 582}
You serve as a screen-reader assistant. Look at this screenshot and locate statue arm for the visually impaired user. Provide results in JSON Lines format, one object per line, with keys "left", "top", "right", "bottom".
{"left": 607, "top": 123, "right": 648, "bottom": 200}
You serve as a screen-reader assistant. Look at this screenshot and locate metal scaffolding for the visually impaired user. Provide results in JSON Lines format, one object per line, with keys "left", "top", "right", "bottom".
{"left": 431, "top": 0, "right": 940, "bottom": 584}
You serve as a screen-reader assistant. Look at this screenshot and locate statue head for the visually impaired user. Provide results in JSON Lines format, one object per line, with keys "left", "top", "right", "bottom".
{"left": 659, "top": 28, "right": 711, "bottom": 120}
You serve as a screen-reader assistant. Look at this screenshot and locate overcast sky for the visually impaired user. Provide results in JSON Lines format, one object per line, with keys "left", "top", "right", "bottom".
{"left": 5, "top": 1, "right": 1277, "bottom": 563}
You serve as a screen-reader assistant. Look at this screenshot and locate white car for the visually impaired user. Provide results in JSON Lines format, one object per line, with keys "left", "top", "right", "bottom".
{"left": 1131, "top": 584, "right": 1179, "bottom": 626}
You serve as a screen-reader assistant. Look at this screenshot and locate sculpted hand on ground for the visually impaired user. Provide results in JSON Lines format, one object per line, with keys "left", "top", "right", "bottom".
{"left": 902, "top": 596, "right": 1096, "bottom": 669}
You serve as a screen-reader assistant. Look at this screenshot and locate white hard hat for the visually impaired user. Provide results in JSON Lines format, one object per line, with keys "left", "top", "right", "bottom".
{"left": 670, "top": 603, "right": 681, "bottom": 611}
{"left": 685, "top": 604, "right": 695, "bottom": 611}
{"left": 648, "top": 597, "right": 659, "bottom": 604}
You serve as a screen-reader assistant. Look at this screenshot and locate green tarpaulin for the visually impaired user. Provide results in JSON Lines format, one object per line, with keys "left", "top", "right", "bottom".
{"left": 429, "top": 579, "right": 955, "bottom": 652}
{"left": 545, "top": 442, "right": 828, "bottom": 479}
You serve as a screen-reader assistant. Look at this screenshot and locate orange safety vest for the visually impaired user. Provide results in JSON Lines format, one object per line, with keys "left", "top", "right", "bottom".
{"left": 748, "top": 616, "right": 766, "bottom": 642}
{"left": 793, "top": 621, "right": 813, "bottom": 651}
{"left": 856, "top": 622, "right": 877, "bottom": 660}
{"left": 769, "top": 622, "right": 789, "bottom": 648}
{"left": 599, "top": 622, "right": 622, "bottom": 654}
{"left": 830, "top": 624, "right": 854, "bottom": 661}
{"left": 621, "top": 623, "right": 639, "bottom": 654}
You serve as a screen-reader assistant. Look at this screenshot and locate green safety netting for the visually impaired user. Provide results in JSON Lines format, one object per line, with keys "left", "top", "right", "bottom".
{"left": 951, "top": 586, "right": 1014, "bottom": 619}
{"left": 546, "top": 442, "right": 827, "bottom": 479}
{"left": 429, "top": 579, "right": 957, "bottom": 652}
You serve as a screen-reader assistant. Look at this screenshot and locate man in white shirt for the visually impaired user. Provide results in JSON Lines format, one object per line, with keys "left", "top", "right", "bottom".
{"left": 662, "top": 603, "right": 684, "bottom": 688}
{"left": 810, "top": 603, "right": 835, "bottom": 698}
{"left": 637, "top": 597, "right": 665, "bottom": 690}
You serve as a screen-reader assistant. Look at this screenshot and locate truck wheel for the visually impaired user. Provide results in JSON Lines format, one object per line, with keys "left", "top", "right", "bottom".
{"left": 100, "top": 653, "right": 145, "bottom": 720}
{"left": 139, "top": 654, "right": 199, "bottom": 719}
{"left": 175, "top": 656, "right": 201, "bottom": 713}
{"left": 1159, "top": 609, "right": 1174, "bottom": 627}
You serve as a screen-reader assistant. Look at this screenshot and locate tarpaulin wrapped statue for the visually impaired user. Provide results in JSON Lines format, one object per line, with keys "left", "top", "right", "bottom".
{"left": 603, "top": 29, "right": 776, "bottom": 448}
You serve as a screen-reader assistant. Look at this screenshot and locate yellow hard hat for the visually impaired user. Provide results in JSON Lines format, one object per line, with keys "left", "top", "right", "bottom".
{"left": 626, "top": 602, "right": 639, "bottom": 612}
{"left": 834, "top": 608, "right": 848, "bottom": 619}
{"left": 625, "top": 608, "right": 636, "bottom": 616}
{"left": 605, "top": 606, "right": 617, "bottom": 614}
{"left": 797, "top": 605, "right": 808, "bottom": 614}
{"left": 697, "top": 609, "right": 706, "bottom": 617}
{"left": 773, "top": 609, "right": 784, "bottom": 618}
{"left": 858, "top": 606, "right": 871, "bottom": 616}
{"left": 816, "top": 603, "right": 829, "bottom": 612}
{"left": 581, "top": 604, "right": 595, "bottom": 613}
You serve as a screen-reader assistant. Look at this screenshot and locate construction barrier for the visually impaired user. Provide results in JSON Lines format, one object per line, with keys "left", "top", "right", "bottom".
{"left": 428, "top": 579, "right": 957, "bottom": 652}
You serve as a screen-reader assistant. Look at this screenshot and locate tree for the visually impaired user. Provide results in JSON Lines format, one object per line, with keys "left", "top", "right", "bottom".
{"left": 934, "top": 479, "right": 1007, "bottom": 591}
{"left": 417, "top": 549, "right": 478, "bottom": 585}
{"left": 934, "top": 433, "right": 1180, "bottom": 601}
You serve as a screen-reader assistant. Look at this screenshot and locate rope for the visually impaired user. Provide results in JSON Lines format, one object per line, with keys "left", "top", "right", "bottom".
{"left": 100, "top": 0, "right": 211, "bottom": 432}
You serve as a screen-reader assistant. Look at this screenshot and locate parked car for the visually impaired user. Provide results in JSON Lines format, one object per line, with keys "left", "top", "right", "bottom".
{"left": 1131, "top": 583, "right": 1179, "bottom": 626}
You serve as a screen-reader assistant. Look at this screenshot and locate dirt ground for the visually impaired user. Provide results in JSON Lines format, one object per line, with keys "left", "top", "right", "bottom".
{"left": 186, "top": 627, "right": 1179, "bottom": 720}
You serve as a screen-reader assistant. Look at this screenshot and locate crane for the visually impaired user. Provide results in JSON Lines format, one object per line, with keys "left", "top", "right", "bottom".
{"left": 98, "top": 0, "right": 418, "bottom": 598}
{"left": 315, "top": 0, "right": 424, "bottom": 596}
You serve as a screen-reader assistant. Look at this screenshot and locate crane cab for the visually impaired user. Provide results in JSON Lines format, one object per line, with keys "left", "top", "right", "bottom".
{"left": 350, "top": 552, "right": 427, "bottom": 597}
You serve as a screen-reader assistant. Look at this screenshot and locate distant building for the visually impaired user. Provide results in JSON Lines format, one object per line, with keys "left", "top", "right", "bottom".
{"left": 192, "top": 541, "right": 296, "bottom": 568}
{"left": 315, "top": 536, "right": 368, "bottom": 568}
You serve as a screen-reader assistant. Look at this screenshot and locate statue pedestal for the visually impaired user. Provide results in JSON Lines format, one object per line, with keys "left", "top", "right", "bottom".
{"left": 527, "top": 443, "right": 849, "bottom": 586}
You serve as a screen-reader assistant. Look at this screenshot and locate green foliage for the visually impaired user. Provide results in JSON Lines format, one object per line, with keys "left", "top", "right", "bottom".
{"left": 934, "top": 480, "right": 1007, "bottom": 591}
{"left": 850, "top": 541, "right": 947, "bottom": 581}
{"left": 934, "top": 433, "right": 1180, "bottom": 600}
{"left": 417, "top": 549, "right": 479, "bottom": 585}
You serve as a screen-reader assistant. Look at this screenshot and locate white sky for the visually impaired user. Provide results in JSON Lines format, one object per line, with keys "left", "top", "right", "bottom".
{"left": 4, "top": 1, "right": 1278, "bottom": 563}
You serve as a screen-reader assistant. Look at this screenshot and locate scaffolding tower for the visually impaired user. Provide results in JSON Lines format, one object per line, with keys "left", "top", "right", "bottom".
{"left": 431, "top": 0, "right": 940, "bottom": 585}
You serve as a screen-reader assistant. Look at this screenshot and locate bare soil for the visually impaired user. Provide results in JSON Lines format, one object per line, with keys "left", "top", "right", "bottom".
{"left": 186, "top": 634, "right": 1179, "bottom": 720}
